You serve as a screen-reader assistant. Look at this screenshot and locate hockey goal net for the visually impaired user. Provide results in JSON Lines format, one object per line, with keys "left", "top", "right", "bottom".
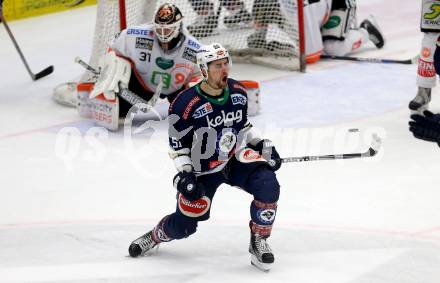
{"left": 54, "top": 0, "right": 305, "bottom": 106}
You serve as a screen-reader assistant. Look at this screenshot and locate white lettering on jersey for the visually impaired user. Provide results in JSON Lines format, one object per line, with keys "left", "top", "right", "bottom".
{"left": 206, "top": 110, "right": 243, "bottom": 128}
{"left": 231, "top": 93, "right": 247, "bottom": 105}
{"left": 193, "top": 102, "right": 213, "bottom": 119}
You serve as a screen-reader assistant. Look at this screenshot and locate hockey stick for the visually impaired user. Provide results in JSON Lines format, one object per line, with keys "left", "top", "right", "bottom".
{"left": 0, "top": 3, "right": 54, "bottom": 80}
{"left": 320, "top": 54, "right": 418, "bottom": 65}
{"left": 74, "top": 56, "right": 163, "bottom": 112}
{"left": 74, "top": 56, "right": 99, "bottom": 75}
{"left": 280, "top": 134, "right": 382, "bottom": 163}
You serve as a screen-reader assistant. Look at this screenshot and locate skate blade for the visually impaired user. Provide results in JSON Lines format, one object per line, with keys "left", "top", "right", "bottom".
{"left": 139, "top": 244, "right": 160, "bottom": 257}
{"left": 250, "top": 255, "right": 271, "bottom": 272}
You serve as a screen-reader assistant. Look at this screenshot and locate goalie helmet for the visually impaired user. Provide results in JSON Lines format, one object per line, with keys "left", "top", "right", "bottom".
{"left": 154, "top": 3, "right": 184, "bottom": 43}
{"left": 197, "top": 43, "right": 232, "bottom": 80}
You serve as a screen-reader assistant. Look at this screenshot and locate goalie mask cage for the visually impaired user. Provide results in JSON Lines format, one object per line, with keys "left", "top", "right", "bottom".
{"left": 55, "top": 0, "right": 305, "bottom": 103}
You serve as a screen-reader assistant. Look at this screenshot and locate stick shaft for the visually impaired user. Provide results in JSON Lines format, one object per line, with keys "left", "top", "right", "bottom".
{"left": 321, "top": 54, "right": 416, "bottom": 64}
{"left": 0, "top": 10, "right": 53, "bottom": 80}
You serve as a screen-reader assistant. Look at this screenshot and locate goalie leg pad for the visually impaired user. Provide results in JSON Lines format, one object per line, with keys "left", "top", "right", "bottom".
{"left": 90, "top": 95, "right": 120, "bottom": 131}
{"left": 322, "top": 9, "right": 351, "bottom": 40}
{"left": 53, "top": 82, "right": 78, "bottom": 108}
{"left": 240, "top": 80, "right": 260, "bottom": 116}
{"left": 77, "top": 82, "right": 94, "bottom": 118}
{"left": 323, "top": 28, "right": 369, "bottom": 56}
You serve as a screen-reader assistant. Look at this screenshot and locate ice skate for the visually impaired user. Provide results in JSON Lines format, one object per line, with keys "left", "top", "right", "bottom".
{"left": 409, "top": 87, "right": 431, "bottom": 111}
{"left": 360, "top": 15, "right": 385, "bottom": 49}
{"left": 128, "top": 230, "right": 159, "bottom": 257}
{"left": 249, "top": 233, "right": 274, "bottom": 272}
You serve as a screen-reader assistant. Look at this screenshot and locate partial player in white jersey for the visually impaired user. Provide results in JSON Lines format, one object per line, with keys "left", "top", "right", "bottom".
{"left": 409, "top": 0, "right": 440, "bottom": 111}
{"left": 76, "top": 3, "right": 202, "bottom": 130}
{"left": 186, "top": 0, "right": 252, "bottom": 38}
{"left": 248, "top": 0, "right": 385, "bottom": 64}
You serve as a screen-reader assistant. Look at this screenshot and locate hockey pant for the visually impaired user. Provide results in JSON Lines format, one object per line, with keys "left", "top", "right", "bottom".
{"left": 158, "top": 157, "right": 280, "bottom": 240}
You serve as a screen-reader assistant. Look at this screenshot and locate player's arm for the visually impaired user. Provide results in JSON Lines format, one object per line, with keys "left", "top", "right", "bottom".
{"left": 168, "top": 101, "right": 204, "bottom": 201}
{"left": 168, "top": 101, "right": 194, "bottom": 173}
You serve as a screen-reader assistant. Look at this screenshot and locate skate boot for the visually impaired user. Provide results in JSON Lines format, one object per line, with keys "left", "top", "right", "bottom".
{"left": 129, "top": 217, "right": 172, "bottom": 257}
{"left": 360, "top": 15, "right": 385, "bottom": 49}
{"left": 224, "top": 8, "right": 252, "bottom": 28}
{"left": 249, "top": 232, "right": 274, "bottom": 272}
{"left": 128, "top": 230, "right": 159, "bottom": 257}
{"left": 409, "top": 87, "right": 432, "bottom": 111}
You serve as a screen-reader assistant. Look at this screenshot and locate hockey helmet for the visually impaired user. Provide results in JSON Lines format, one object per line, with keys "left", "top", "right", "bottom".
{"left": 154, "top": 3, "right": 184, "bottom": 43}
{"left": 197, "top": 43, "right": 232, "bottom": 80}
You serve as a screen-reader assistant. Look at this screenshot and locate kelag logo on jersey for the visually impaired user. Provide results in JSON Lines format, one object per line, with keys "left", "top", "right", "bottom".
{"left": 231, "top": 93, "right": 247, "bottom": 105}
{"left": 135, "top": 38, "right": 153, "bottom": 50}
{"left": 156, "top": 57, "right": 174, "bottom": 70}
{"left": 193, "top": 102, "right": 213, "bottom": 119}
{"left": 182, "top": 47, "right": 197, "bottom": 63}
{"left": 127, "top": 29, "right": 150, "bottom": 36}
{"left": 207, "top": 110, "right": 243, "bottom": 128}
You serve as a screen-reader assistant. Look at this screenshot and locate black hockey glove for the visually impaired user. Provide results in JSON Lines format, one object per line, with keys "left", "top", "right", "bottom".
{"left": 249, "top": 139, "right": 282, "bottom": 171}
{"left": 409, "top": 110, "right": 440, "bottom": 146}
{"left": 173, "top": 171, "right": 203, "bottom": 201}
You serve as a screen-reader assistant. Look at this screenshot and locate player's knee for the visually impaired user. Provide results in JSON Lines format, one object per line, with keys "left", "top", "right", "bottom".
{"left": 165, "top": 213, "right": 198, "bottom": 240}
{"left": 247, "top": 166, "right": 280, "bottom": 203}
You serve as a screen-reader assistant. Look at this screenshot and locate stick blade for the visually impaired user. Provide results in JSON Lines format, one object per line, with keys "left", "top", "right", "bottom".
{"left": 368, "top": 134, "right": 382, "bottom": 156}
{"left": 33, "top": 65, "right": 54, "bottom": 80}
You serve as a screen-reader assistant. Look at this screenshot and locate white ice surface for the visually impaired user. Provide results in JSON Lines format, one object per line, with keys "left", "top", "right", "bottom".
{"left": 1, "top": 0, "right": 440, "bottom": 282}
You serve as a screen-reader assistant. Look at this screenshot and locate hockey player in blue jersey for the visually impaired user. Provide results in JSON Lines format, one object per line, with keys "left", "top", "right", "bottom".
{"left": 128, "top": 43, "right": 282, "bottom": 271}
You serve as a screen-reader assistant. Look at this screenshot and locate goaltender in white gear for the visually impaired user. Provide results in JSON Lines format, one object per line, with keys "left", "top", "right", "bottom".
{"left": 53, "top": 3, "right": 261, "bottom": 131}
{"left": 79, "top": 3, "right": 202, "bottom": 130}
